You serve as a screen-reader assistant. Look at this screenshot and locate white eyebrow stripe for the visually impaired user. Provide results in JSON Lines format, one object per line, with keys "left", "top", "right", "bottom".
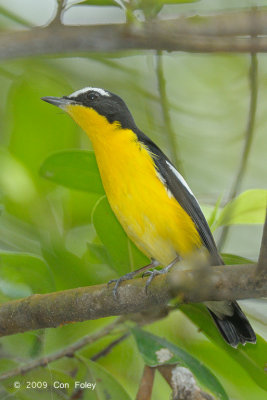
{"left": 68, "top": 87, "right": 110, "bottom": 98}
{"left": 166, "top": 160, "right": 198, "bottom": 200}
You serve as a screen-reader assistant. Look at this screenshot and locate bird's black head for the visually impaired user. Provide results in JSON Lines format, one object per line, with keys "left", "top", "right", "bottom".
{"left": 42, "top": 87, "right": 137, "bottom": 131}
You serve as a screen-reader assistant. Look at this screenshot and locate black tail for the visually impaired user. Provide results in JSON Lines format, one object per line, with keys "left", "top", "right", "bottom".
{"left": 208, "top": 301, "right": 256, "bottom": 347}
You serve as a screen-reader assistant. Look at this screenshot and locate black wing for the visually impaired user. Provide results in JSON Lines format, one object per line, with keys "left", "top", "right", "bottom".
{"left": 136, "top": 130, "right": 222, "bottom": 266}
{"left": 135, "top": 130, "right": 258, "bottom": 347}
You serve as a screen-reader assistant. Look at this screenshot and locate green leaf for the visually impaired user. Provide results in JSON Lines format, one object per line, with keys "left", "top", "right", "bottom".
{"left": 132, "top": 327, "right": 228, "bottom": 400}
{"left": 149, "top": 0, "right": 198, "bottom": 4}
{"left": 42, "top": 243, "right": 96, "bottom": 290}
{"left": 87, "top": 242, "right": 114, "bottom": 266}
{"left": 0, "top": 358, "right": 18, "bottom": 374}
{"left": 214, "top": 189, "right": 267, "bottom": 228}
{"left": 0, "top": 5, "right": 32, "bottom": 27}
{"left": 0, "top": 252, "right": 55, "bottom": 297}
{"left": 132, "top": 0, "right": 198, "bottom": 18}
{"left": 40, "top": 150, "right": 105, "bottom": 195}
{"left": 75, "top": 0, "right": 120, "bottom": 6}
{"left": 79, "top": 358, "right": 132, "bottom": 400}
{"left": 208, "top": 195, "right": 223, "bottom": 228}
{"left": 0, "top": 211, "right": 41, "bottom": 254}
{"left": 221, "top": 253, "right": 254, "bottom": 265}
{"left": 0, "top": 148, "right": 37, "bottom": 205}
{"left": 175, "top": 336, "right": 267, "bottom": 400}
{"left": 92, "top": 197, "right": 148, "bottom": 275}
{"left": 181, "top": 304, "right": 267, "bottom": 393}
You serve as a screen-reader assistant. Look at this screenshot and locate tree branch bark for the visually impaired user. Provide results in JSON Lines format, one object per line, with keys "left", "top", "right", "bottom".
{"left": 136, "top": 365, "right": 155, "bottom": 400}
{"left": 0, "top": 262, "right": 265, "bottom": 337}
{"left": 2, "top": 10, "right": 267, "bottom": 60}
{"left": 158, "top": 365, "right": 215, "bottom": 400}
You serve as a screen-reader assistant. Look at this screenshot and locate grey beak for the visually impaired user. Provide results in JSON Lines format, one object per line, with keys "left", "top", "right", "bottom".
{"left": 41, "top": 96, "right": 76, "bottom": 108}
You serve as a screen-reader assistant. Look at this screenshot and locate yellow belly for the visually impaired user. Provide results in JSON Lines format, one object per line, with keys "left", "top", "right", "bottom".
{"left": 93, "top": 129, "right": 201, "bottom": 266}
{"left": 66, "top": 105, "right": 202, "bottom": 266}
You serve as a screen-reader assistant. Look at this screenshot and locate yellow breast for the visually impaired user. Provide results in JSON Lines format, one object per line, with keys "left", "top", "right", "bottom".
{"left": 66, "top": 105, "right": 202, "bottom": 265}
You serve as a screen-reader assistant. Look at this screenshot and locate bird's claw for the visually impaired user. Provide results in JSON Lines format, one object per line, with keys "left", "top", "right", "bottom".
{"left": 108, "top": 277, "right": 123, "bottom": 299}
{"left": 108, "top": 258, "right": 176, "bottom": 298}
{"left": 143, "top": 270, "right": 161, "bottom": 294}
{"left": 108, "top": 273, "right": 134, "bottom": 299}
{"left": 143, "top": 262, "right": 176, "bottom": 294}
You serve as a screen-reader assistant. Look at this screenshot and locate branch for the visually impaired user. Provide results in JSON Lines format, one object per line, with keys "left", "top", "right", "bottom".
{"left": 49, "top": 0, "right": 65, "bottom": 27}
{"left": 0, "top": 318, "right": 122, "bottom": 381}
{"left": 0, "top": 263, "right": 265, "bottom": 337}
{"left": 2, "top": 10, "right": 267, "bottom": 60}
{"left": 0, "top": 310, "right": 169, "bottom": 381}
{"left": 136, "top": 365, "right": 155, "bottom": 400}
{"left": 0, "top": 310, "right": 168, "bottom": 381}
{"left": 91, "top": 332, "right": 130, "bottom": 361}
{"left": 158, "top": 365, "right": 214, "bottom": 400}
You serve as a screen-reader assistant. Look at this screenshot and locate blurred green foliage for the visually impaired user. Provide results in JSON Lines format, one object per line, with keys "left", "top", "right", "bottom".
{"left": 0, "top": 0, "right": 267, "bottom": 399}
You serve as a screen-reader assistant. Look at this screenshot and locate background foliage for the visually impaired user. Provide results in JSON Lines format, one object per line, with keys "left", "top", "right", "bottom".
{"left": 0, "top": 0, "right": 267, "bottom": 399}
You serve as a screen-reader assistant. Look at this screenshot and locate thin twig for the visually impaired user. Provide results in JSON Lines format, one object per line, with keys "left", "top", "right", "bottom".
{"left": 49, "top": 0, "right": 65, "bottom": 27}
{"left": 217, "top": 53, "right": 258, "bottom": 250}
{"left": 156, "top": 50, "right": 184, "bottom": 174}
{"left": 0, "top": 318, "right": 122, "bottom": 381}
{"left": 91, "top": 332, "right": 130, "bottom": 361}
{"left": 136, "top": 365, "right": 155, "bottom": 400}
{"left": 0, "top": 307, "right": 169, "bottom": 384}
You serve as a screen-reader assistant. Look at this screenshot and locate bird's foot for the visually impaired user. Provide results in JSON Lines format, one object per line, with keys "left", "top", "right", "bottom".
{"left": 143, "top": 256, "right": 179, "bottom": 294}
{"left": 108, "top": 259, "right": 160, "bottom": 299}
{"left": 108, "top": 271, "right": 139, "bottom": 299}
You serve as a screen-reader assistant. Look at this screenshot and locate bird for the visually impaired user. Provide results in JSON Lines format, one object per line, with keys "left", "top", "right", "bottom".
{"left": 42, "top": 87, "right": 256, "bottom": 347}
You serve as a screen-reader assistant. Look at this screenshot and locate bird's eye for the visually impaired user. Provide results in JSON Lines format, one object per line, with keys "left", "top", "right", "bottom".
{"left": 87, "top": 92, "right": 99, "bottom": 101}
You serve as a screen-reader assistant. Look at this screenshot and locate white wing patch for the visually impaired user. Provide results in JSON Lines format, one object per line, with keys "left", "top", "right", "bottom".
{"left": 156, "top": 171, "right": 166, "bottom": 185}
{"left": 166, "top": 160, "right": 197, "bottom": 200}
{"left": 68, "top": 87, "right": 110, "bottom": 98}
